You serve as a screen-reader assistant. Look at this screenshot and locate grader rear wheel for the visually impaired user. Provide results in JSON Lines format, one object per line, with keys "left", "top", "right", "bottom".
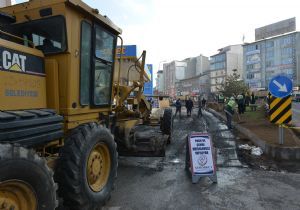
{"left": 0, "top": 180, "right": 37, "bottom": 210}
{"left": 0, "top": 144, "right": 57, "bottom": 210}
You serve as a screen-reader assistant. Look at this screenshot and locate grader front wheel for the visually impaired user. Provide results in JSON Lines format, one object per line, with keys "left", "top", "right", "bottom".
{"left": 56, "top": 123, "right": 118, "bottom": 210}
{"left": 87, "top": 143, "right": 111, "bottom": 192}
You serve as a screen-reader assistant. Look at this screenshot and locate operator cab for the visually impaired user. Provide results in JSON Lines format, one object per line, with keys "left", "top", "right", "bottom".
{"left": 1, "top": 16, "right": 66, "bottom": 54}
{"left": 0, "top": 0, "right": 122, "bottom": 128}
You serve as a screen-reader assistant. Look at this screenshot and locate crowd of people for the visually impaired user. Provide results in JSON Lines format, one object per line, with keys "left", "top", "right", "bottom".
{"left": 223, "top": 92, "right": 257, "bottom": 129}
{"left": 172, "top": 92, "right": 258, "bottom": 131}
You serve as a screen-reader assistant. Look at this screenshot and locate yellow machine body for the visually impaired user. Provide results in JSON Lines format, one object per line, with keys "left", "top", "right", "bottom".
{"left": 1, "top": 0, "right": 122, "bottom": 130}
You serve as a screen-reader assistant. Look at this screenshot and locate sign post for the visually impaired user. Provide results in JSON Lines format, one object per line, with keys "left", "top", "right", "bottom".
{"left": 268, "top": 75, "right": 293, "bottom": 145}
{"left": 185, "top": 133, "right": 217, "bottom": 184}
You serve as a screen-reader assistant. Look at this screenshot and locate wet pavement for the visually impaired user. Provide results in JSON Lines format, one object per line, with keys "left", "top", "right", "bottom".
{"left": 105, "top": 109, "right": 300, "bottom": 210}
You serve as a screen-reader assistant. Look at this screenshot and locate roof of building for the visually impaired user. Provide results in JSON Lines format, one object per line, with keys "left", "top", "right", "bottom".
{"left": 210, "top": 44, "right": 242, "bottom": 57}
{"left": 176, "top": 72, "right": 210, "bottom": 83}
{"left": 243, "top": 31, "right": 300, "bottom": 46}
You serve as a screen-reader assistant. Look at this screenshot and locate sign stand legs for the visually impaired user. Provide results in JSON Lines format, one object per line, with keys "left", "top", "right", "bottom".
{"left": 279, "top": 125, "right": 284, "bottom": 145}
{"left": 191, "top": 175, "right": 217, "bottom": 184}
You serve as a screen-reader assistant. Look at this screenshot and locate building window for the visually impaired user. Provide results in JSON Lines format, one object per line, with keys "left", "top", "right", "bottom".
{"left": 247, "top": 73, "right": 254, "bottom": 79}
{"left": 254, "top": 73, "right": 261, "bottom": 79}
{"left": 266, "top": 50, "right": 274, "bottom": 59}
{"left": 280, "top": 36, "right": 292, "bottom": 47}
{"left": 211, "top": 53, "right": 225, "bottom": 63}
{"left": 247, "top": 64, "right": 254, "bottom": 70}
{"left": 281, "top": 58, "right": 293, "bottom": 65}
{"left": 247, "top": 45, "right": 256, "bottom": 52}
{"left": 266, "top": 60, "right": 274, "bottom": 68}
{"left": 266, "top": 41, "right": 274, "bottom": 48}
{"left": 247, "top": 63, "right": 261, "bottom": 71}
{"left": 281, "top": 47, "right": 293, "bottom": 57}
{"left": 254, "top": 63, "right": 261, "bottom": 69}
{"left": 247, "top": 54, "right": 260, "bottom": 63}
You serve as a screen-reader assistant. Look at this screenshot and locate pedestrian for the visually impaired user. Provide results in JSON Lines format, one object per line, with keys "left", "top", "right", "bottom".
{"left": 186, "top": 98, "right": 193, "bottom": 117}
{"left": 224, "top": 96, "right": 236, "bottom": 129}
{"left": 237, "top": 93, "right": 244, "bottom": 114}
{"left": 242, "top": 93, "right": 246, "bottom": 113}
{"left": 250, "top": 92, "right": 256, "bottom": 111}
{"left": 218, "top": 94, "right": 225, "bottom": 104}
{"left": 174, "top": 98, "right": 182, "bottom": 118}
{"left": 245, "top": 93, "right": 250, "bottom": 107}
{"left": 201, "top": 97, "right": 207, "bottom": 110}
{"left": 198, "top": 97, "right": 203, "bottom": 117}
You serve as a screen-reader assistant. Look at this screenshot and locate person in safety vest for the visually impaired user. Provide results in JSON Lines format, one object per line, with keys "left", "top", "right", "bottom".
{"left": 224, "top": 96, "right": 236, "bottom": 129}
{"left": 218, "top": 94, "right": 225, "bottom": 103}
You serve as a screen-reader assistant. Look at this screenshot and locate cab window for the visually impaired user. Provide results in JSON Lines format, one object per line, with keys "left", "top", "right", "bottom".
{"left": 5, "top": 16, "right": 67, "bottom": 54}
{"left": 80, "top": 21, "right": 92, "bottom": 105}
{"left": 93, "top": 25, "right": 116, "bottom": 106}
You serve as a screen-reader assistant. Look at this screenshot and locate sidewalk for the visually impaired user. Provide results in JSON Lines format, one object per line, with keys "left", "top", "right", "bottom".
{"left": 207, "top": 102, "right": 300, "bottom": 160}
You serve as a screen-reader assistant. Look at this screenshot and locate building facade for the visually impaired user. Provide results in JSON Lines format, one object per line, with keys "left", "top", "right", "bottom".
{"left": 243, "top": 32, "right": 300, "bottom": 90}
{"left": 210, "top": 45, "right": 243, "bottom": 93}
{"left": 175, "top": 55, "right": 210, "bottom": 97}
{"left": 163, "top": 61, "right": 186, "bottom": 97}
{"left": 175, "top": 72, "right": 210, "bottom": 98}
{"left": 156, "top": 70, "right": 164, "bottom": 95}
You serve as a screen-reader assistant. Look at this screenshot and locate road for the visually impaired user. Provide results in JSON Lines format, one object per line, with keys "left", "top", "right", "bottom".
{"left": 292, "top": 102, "right": 300, "bottom": 126}
{"left": 105, "top": 109, "right": 300, "bottom": 210}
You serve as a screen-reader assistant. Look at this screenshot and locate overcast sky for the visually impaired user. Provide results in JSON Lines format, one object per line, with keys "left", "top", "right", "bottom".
{"left": 15, "top": 0, "right": 300, "bottom": 76}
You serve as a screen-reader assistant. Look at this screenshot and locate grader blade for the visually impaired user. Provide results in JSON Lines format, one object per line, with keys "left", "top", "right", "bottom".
{"left": 118, "top": 125, "right": 168, "bottom": 157}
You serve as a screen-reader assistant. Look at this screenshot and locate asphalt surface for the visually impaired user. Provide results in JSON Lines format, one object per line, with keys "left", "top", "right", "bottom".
{"left": 105, "top": 108, "right": 300, "bottom": 210}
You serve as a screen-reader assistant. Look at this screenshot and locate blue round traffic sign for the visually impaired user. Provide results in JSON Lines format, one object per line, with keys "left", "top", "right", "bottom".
{"left": 269, "top": 75, "right": 293, "bottom": 98}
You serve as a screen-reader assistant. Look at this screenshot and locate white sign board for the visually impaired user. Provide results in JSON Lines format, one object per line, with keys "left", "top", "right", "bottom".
{"left": 189, "top": 133, "right": 215, "bottom": 176}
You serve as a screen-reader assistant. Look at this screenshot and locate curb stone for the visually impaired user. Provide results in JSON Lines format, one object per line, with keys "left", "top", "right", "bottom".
{"left": 207, "top": 108, "right": 300, "bottom": 160}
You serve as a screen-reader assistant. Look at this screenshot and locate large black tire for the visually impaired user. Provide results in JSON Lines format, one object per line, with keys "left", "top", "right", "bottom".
{"left": 56, "top": 123, "right": 118, "bottom": 210}
{"left": 0, "top": 144, "right": 58, "bottom": 210}
{"left": 161, "top": 108, "right": 173, "bottom": 135}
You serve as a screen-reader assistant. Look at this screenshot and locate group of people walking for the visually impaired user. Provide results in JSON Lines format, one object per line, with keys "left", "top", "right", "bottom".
{"left": 171, "top": 92, "right": 258, "bottom": 131}
{"left": 174, "top": 97, "right": 207, "bottom": 118}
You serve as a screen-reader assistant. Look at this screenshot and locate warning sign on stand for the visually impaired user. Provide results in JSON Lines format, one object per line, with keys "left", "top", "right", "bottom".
{"left": 186, "top": 133, "right": 217, "bottom": 183}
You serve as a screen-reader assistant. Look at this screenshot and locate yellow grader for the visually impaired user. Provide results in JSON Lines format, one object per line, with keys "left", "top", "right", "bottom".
{"left": 0, "top": 0, "right": 172, "bottom": 209}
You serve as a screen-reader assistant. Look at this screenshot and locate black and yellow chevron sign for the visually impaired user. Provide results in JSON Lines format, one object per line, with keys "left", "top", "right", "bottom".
{"left": 269, "top": 95, "right": 292, "bottom": 124}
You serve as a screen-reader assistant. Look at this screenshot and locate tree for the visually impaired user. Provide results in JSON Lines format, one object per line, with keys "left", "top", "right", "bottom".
{"left": 216, "top": 69, "right": 249, "bottom": 97}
